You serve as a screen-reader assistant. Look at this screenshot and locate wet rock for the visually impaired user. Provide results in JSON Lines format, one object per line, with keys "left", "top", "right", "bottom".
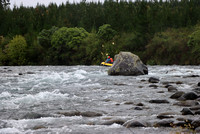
{"left": 176, "top": 118, "right": 193, "bottom": 123}
{"left": 136, "top": 103, "right": 144, "bottom": 106}
{"left": 182, "top": 92, "right": 199, "bottom": 100}
{"left": 181, "top": 108, "right": 194, "bottom": 115}
{"left": 58, "top": 111, "right": 102, "bottom": 117}
{"left": 192, "top": 88, "right": 200, "bottom": 94}
{"left": 183, "top": 75, "right": 200, "bottom": 78}
{"left": 100, "top": 119, "right": 126, "bottom": 125}
{"left": 148, "top": 77, "right": 159, "bottom": 83}
{"left": 149, "top": 99, "right": 169, "bottom": 104}
{"left": 167, "top": 86, "right": 178, "bottom": 92}
{"left": 157, "top": 115, "right": 174, "bottom": 119}
{"left": 123, "top": 120, "right": 146, "bottom": 128}
{"left": 18, "top": 73, "right": 23, "bottom": 75}
{"left": 174, "top": 121, "right": 187, "bottom": 127}
{"left": 134, "top": 107, "right": 143, "bottom": 110}
{"left": 0, "top": 120, "right": 7, "bottom": 128}
{"left": 195, "top": 127, "right": 200, "bottom": 133}
{"left": 124, "top": 101, "right": 134, "bottom": 105}
{"left": 198, "top": 82, "right": 200, "bottom": 87}
{"left": 22, "top": 112, "right": 49, "bottom": 119}
{"left": 176, "top": 81, "right": 183, "bottom": 84}
{"left": 33, "top": 125, "right": 46, "bottom": 130}
{"left": 194, "top": 110, "right": 200, "bottom": 115}
{"left": 173, "top": 100, "right": 199, "bottom": 107}
{"left": 170, "top": 91, "right": 185, "bottom": 99}
{"left": 81, "top": 111, "right": 103, "bottom": 117}
{"left": 108, "top": 52, "right": 148, "bottom": 76}
{"left": 157, "top": 91, "right": 165, "bottom": 93}
{"left": 191, "top": 119, "right": 200, "bottom": 128}
{"left": 154, "top": 120, "right": 174, "bottom": 127}
{"left": 26, "top": 72, "right": 35, "bottom": 74}
{"left": 189, "top": 105, "right": 200, "bottom": 110}
{"left": 149, "top": 84, "right": 158, "bottom": 88}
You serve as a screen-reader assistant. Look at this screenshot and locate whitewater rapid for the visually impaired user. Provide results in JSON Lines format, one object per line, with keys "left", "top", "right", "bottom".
{"left": 0, "top": 65, "right": 200, "bottom": 134}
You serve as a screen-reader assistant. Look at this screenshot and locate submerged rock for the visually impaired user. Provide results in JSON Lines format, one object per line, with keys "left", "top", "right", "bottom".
{"left": 149, "top": 99, "right": 169, "bottom": 104}
{"left": 100, "top": 119, "right": 126, "bottom": 125}
{"left": 182, "top": 92, "right": 199, "bottom": 100}
{"left": 154, "top": 120, "right": 174, "bottom": 127}
{"left": 148, "top": 77, "right": 159, "bottom": 83}
{"left": 181, "top": 108, "right": 194, "bottom": 115}
{"left": 167, "top": 86, "right": 178, "bottom": 92}
{"left": 173, "top": 100, "right": 199, "bottom": 107}
{"left": 108, "top": 52, "right": 148, "bottom": 76}
{"left": 123, "top": 120, "right": 146, "bottom": 128}
{"left": 170, "top": 91, "right": 185, "bottom": 99}
{"left": 58, "top": 111, "right": 102, "bottom": 117}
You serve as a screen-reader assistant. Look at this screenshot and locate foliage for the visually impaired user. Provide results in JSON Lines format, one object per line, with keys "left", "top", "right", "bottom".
{"left": 37, "top": 26, "right": 59, "bottom": 49}
{"left": 187, "top": 26, "right": 200, "bottom": 64}
{"left": 97, "top": 24, "right": 116, "bottom": 41}
{"left": 51, "top": 27, "right": 89, "bottom": 65}
{"left": 145, "top": 27, "right": 193, "bottom": 65}
{"left": 5, "top": 35, "right": 27, "bottom": 65}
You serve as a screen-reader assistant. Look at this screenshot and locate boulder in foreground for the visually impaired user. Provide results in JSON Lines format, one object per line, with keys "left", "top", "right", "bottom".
{"left": 108, "top": 52, "right": 148, "bottom": 76}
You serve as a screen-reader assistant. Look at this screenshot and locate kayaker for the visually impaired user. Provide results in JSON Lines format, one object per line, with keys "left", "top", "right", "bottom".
{"left": 105, "top": 56, "right": 113, "bottom": 64}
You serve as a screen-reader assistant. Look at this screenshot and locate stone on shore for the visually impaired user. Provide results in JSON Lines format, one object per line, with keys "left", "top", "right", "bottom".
{"left": 108, "top": 52, "right": 148, "bottom": 76}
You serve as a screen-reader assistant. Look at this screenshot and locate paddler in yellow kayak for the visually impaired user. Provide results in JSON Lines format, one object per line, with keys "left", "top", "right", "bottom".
{"left": 105, "top": 56, "right": 114, "bottom": 64}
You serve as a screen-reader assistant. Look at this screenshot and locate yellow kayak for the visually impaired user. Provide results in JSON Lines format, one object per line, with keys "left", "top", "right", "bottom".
{"left": 101, "top": 62, "right": 113, "bottom": 67}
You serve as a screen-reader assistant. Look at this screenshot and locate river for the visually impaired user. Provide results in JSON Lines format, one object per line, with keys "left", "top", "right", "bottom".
{"left": 0, "top": 65, "right": 200, "bottom": 134}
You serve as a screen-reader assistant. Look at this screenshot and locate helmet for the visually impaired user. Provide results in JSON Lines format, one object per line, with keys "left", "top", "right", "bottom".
{"left": 107, "top": 56, "right": 110, "bottom": 58}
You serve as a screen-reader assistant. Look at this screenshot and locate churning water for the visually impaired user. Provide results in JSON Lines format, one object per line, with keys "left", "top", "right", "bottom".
{"left": 0, "top": 65, "right": 200, "bottom": 134}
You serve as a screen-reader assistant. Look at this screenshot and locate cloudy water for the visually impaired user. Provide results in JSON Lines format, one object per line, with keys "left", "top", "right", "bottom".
{"left": 0, "top": 65, "right": 200, "bottom": 134}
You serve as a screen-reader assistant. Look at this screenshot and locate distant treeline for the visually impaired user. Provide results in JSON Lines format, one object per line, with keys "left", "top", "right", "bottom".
{"left": 0, "top": 0, "right": 200, "bottom": 65}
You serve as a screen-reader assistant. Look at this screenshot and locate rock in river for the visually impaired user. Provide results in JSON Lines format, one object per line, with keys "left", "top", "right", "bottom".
{"left": 108, "top": 52, "right": 148, "bottom": 76}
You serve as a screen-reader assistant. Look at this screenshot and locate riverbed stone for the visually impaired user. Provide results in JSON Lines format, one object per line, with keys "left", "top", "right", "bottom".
{"left": 157, "top": 115, "right": 174, "bottom": 119}
{"left": 181, "top": 108, "right": 194, "bottom": 115}
{"left": 170, "top": 91, "right": 185, "bottom": 99}
{"left": 198, "top": 82, "right": 200, "bottom": 87}
{"left": 191, "top": 119, "right": 200, "bottom": 128}
{"left": 173, "top": 100, "right": 199, "bottom": 107}
{"left": 154, "top": 120, "right": 174, "bottom": 127}
{"left": 123, "top": 120, "right": 146, "bottom": 128}
{"left": 168, "top": 86, "right": 178, "bottom": 92}
{"left": 182, "top": 92, "right": 199, "bottom": 100}
{"left": 148, "top": 77, "right": 159, "bottom": 83}
{"left": 192, "top": 88, "right": 200, "bottom": 94}
{"left": 100, "top": 119, "right": 126, "bottom": 125}
{"left": 108, "top": 52, "right": 148, "bottom": 76}
{"left": 149, "top": 99, "right": 169, "bottom": 104}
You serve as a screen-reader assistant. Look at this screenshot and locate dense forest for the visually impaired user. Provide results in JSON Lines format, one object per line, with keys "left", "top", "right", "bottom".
{"left": 0, "top": 0, "right": 200, "bottom": 65}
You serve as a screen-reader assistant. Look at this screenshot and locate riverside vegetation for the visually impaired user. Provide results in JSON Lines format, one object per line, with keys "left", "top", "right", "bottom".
{"left": 0, "top": 0, "right": 200, "bottom": 65}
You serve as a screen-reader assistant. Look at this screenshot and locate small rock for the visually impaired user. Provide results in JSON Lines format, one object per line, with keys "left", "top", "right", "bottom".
{"left": 149, "top": 99, "right": 169, "bottom": 104}
{"left": 198, "top": 82, "right": 200, "bottom": 87}
{"left": 157, "top": 91, "right": 165, "bottom": 93}
{"left": 123, "top": 120, "right": 146, "bottom": 128}
{"left": 22, "top": 112, "right": 49, "bottom": 119}
{"left": 181, "top": 108, "right": 194, "bottom": 115}
{"left": 80, "top": 111, "right": 103, "bottom": 117}
{"left": 189, "top": 105, "right": 200, "bottom": 110}
{"left": 157, "top": 115, "right": 174, "bottom": 119}
{"left": 124, "top": 101, "right": 134, "bottom": 105}
{"left": 134, "top": 107, "right": 143, "bottom": 110}
{"left": 191, "top": 119, "right": 200, "bottom": 128}
{"left": 168, "top": 86, "right": 178, "bottom": 92}
{"left": 182, "top": 92, "right": 199, "bottom": 100}
{"left": 195, "top": 127, "right": 200, "bottom": 133}
{"left": 148, "top": 77, "right": 159, "bottom": 83}
{"left": 176, "top": 81, "right": 183, "bottom": 84}
{"left": 192, "top": 88, "right": 200, "bottom": 94}
{"left": 149, "top": 84, "right": 158, "bottom": 88}
{"left": 136, "top": 103, "right": 144, "bottom": 106}
{"left": 100, "top": 119, "right": 125, "bottom": 125}
{"left": 18, "top": 73, "right": 23, "bottom": 75}
{"left": 33, "top": 125, "right": 46, "bottom": 130}
{"left": 173, "top": 100, "right": 199, "bottom": 107}
{"left": 154, "top": 120, "right": 174, "bottom": 127}
{"left": 170, "top": 91, "right": 185, "bottom": 99}
{"left": 195, "top": 110, "right": 200, "bottom": 115}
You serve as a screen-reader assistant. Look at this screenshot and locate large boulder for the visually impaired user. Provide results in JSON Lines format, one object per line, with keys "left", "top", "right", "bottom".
{"left": 108, "top": 52, "right": 148, "bottom": 76}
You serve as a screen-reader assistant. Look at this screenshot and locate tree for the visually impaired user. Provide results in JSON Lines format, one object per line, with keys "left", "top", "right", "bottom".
{"left": 6, "top": 35, "right": 27, "bottom": 65}
{"left": 51, "top": 27, "right": 89, "bottom": 64}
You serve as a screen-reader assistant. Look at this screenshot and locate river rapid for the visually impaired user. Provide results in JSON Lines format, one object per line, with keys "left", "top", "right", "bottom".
{"left": 0, "top": 65, "right": 200, "bottom": 134}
